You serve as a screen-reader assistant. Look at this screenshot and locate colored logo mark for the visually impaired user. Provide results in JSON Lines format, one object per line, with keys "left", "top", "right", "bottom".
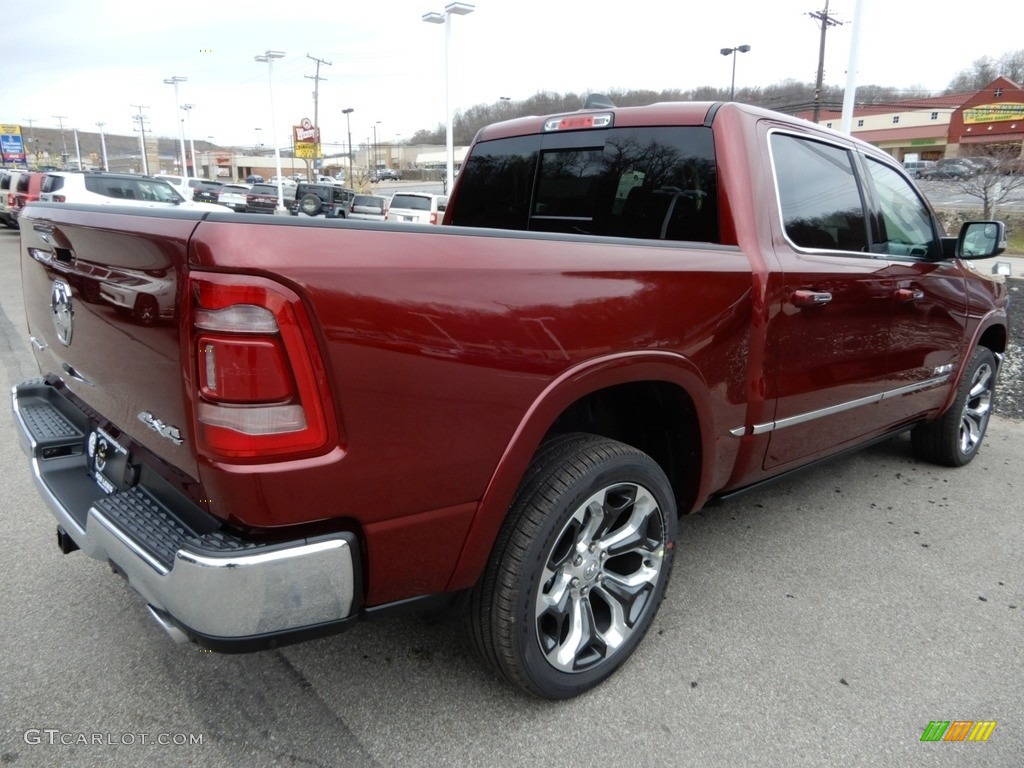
{"left": 920, "top": 721, "right": 997, "bottom": 742}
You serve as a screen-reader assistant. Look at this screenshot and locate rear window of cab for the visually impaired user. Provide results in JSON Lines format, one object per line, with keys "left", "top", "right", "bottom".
{"left": 449, "top": 126, "right": 718, "bottom": 244}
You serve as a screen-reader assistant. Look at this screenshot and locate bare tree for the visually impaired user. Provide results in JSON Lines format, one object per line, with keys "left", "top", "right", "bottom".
{"left": 952, "top": 148, "right": 1024, "bottom": 218}
{"left": 945, "top": 49, "right": 1024, "bottom": 92}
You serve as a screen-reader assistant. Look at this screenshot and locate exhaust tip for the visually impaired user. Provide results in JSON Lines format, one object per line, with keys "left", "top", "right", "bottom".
{"left": 146, "top": 605, "right": 189, "bottom": 645}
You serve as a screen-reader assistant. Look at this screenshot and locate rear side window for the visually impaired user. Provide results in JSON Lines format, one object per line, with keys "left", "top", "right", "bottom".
{"left": 16, "top": 175, "right": 30, "bottom": 193}
{"left": 771, "top": 133, "right": 869, "bottom": 253}
{"left": 85, "top": 176, "right": 139, "bottom": 200}
{"left": 450, "top": 126, "right": 719, "bottom": 243}
{"left": 41, "top": 175, "right": 65, "bottom": 194}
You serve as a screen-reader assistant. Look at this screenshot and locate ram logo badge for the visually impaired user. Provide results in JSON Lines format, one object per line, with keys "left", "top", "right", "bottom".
{"left": 50, "top": 279, "right": 74, "bottom": 347}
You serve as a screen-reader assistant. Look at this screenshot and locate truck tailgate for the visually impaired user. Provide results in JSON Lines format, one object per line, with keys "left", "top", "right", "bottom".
{"left": 17, "top": 204, "right": 202, "bottom": 481}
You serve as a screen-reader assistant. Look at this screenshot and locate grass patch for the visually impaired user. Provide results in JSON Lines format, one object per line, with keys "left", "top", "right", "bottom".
{"left": 1007, "top": 229, "right": 1024, "bottom": 255}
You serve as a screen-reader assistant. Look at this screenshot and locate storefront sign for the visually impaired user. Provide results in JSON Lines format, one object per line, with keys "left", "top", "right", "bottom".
{"left": 963, "top": 103, "right": 1024, "bottom": 124}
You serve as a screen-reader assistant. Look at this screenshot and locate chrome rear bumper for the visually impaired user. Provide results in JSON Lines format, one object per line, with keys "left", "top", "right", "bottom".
{"left": 12, "top": 379, "right": 359, "bottom": 649}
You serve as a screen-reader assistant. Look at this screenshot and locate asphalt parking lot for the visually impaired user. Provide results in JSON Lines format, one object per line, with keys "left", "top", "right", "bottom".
{"left": 0, "top": 227, "right": 1021, "bottom": 767}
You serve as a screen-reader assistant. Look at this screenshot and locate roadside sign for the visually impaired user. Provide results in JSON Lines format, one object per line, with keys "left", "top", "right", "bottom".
{"left": 1, "top": 124, "right": 26, "bottom": 163}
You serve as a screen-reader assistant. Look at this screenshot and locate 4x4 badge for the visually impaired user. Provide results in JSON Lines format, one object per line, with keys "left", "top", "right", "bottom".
{"left": 50, "top": 279, "right": 74, "bottom": 347}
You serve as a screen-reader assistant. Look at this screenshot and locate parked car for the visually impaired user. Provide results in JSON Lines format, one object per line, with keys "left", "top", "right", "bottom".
{"left": 192, "top": 180, "right": 224, "bottom": 204}
{"left": 961, "top": 156, "right": 999, "bottom": 173}
{"left": 290, "top": 182, "right": 354, "bottom": 218}
{"left": 1, "top": 169, "right": 28, "bottom": 228}
{"left": 922, "top": 162, "right": 973, "bottom": 180}
{"left": 245, "top": 183, "right": 296, "bottom": 214}
{"left": 386, "top": 192, "right": 448, "bottom": 224}
{"left": 217, "top": 183, "right": 251, "bottom": 212}
{"left": 371, "top": 168, "right": 402, "bottom": 182}
{"left": 348, "top": 194, "right": 389, "bottom": 221}
{"left": 268, "top": 176, "right": 297, "bottom": 189}
{"left": 39, "top": 172, "right": 225, "bottom": 212}
{"left": 11, "top": 171, "right": 46, "bottom": 223}
{"left": 902, "top": 160, "right": 936, "bottom": 179}
{"left": 245, "top": 174, "right": 264, "bottom": 184}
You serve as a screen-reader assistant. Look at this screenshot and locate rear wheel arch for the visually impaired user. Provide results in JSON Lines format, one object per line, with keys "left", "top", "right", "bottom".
{"left": 445, "top": 354, "right": 714, "bottom": 594}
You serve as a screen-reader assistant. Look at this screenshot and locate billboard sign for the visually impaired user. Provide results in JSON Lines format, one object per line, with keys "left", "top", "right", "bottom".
{"left": 1, "top": 124, "right": 26, "bottom": 163}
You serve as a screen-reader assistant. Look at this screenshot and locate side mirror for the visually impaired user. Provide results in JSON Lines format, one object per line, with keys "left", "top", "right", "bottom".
{"left": 957, "top": 220, "right": 1006, "bottom": 259}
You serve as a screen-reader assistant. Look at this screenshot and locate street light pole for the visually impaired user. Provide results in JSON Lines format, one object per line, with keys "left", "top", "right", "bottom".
{"left": 72, "top": 127, "right": 83, "bottom": 170}
{"left": 131, "top": 105, "right": 149, "bottom": 175}
{"left": 255, "top": 50, "right": 287, "bottom": 214}
{"left": 96, "top": 122, "right": 109, "bottom": 171}
{"left": 719, "top": 44, "right": 751, "bottom": 101}
{"left": 374, "top": 121, "right": 382, "bottom": 173}
{"left": 182, "top": 104, "right": 197, "bottom": 178}
{"left": 342, "top": 108, "right": 354, "bottom": 175}
{"left": 422, "top": 2, "right": 475, "bottom": 193}
{"left": 163, "top": 76, "right": 189, "bottom": 178}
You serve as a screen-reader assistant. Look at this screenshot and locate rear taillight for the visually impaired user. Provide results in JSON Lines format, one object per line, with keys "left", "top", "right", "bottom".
{"left": 429, "top": 212, "right": 438, "bottom": 225}
{"left": 187, "top": 273, "right": 334, "bottom": 459}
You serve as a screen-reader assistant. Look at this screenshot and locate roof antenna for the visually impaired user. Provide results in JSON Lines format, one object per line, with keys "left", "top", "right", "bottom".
{"left": 582, "top": 93, "right": 616, "bottom": 110}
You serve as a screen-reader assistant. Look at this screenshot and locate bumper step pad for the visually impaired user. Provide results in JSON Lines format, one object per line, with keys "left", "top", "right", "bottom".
{"left": 93, "top": 488, "right": 260, "bottom": 572}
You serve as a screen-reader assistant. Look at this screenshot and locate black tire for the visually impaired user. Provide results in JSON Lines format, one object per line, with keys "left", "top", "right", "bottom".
{"left": 466, "top": 433, "right": 677, "bottom": 699}
{"left": 78, "top": 279, "right": 102, "bottom": 303}
{"left": 912, "top": 347, "right": 997, "bottom": 467}
{"left": 133, "top": 295, "right": 158, "bottom": 326}
{"left": 299, "top": 193, "right": 322, "bottom": 216}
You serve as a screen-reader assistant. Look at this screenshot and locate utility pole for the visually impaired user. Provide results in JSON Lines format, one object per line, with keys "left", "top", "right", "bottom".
{"left": 52, "top": 115, "right": 69, "bottom": 168}
{"left": 131, "top": 105, "right": 150, "bottom": 175}
{"left": 306, "top": 54, "right": 331, "bottom": 178}
{"left": 808, "top": 0, "right": 843, "bottom": 124}
{"left": 23, "top": 119, "right": 37, "bottom": 166}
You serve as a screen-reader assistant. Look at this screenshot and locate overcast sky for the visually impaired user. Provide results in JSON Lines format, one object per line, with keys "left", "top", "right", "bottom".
{"left": 6, "top": 0, "right": 1022, "bottom": 153}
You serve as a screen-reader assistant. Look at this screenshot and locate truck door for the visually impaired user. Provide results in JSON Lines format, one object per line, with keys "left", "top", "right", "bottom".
{"left": 761, "top": 131, "right": 896, "bottom": 470}
{"left": 860, "top": 155, "right": 967, "bottom": 424}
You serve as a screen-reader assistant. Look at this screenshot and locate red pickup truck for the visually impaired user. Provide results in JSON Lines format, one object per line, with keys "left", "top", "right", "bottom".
{"left": 11, "top": 101, "right": 1008, "bottom": 699}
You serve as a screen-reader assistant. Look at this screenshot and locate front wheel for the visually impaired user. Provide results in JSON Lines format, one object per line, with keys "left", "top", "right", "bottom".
{"left": 912, "top": 347, "right": 997, "bottom": 467}
{"left": 466, "top": 434, "right": 677, "bottom": 699}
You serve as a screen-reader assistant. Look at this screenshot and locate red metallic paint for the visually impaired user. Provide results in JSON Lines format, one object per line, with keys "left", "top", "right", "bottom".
{"left": 17, "top": 103, "right": 1008, "bottom": 612}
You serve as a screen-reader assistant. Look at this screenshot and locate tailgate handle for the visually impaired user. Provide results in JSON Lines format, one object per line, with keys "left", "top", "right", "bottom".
{"left": 793, "top": 289, "right": 833, "bottom": 307}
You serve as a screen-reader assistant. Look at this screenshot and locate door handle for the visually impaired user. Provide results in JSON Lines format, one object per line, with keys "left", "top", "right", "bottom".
{"left": 793, "top": 289, "right": 833, "bottom": 307}
{"left": 895, "top": 288, "right": 924, "bottom": 302}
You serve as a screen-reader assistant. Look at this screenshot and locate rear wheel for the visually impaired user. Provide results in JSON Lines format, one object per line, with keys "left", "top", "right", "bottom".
{"left": 912, "top": 347, "right": 996, "bottom": 467}
{"left": 466, "top": 434, "right": 677, "bottom": 699}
